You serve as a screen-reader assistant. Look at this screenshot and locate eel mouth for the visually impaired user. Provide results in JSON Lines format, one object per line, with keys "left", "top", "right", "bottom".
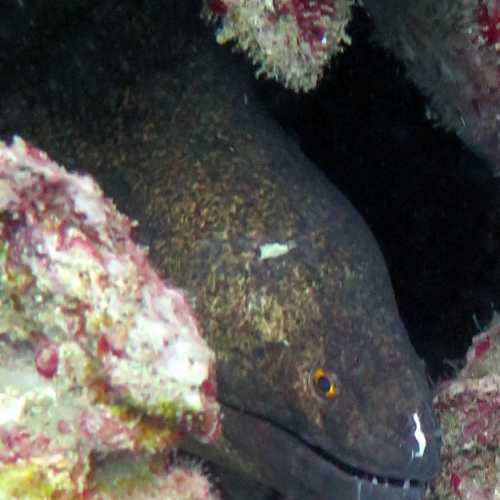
{"left": 219, "top": 401, "right": 429, "bottom": 500}
{"left": 295, "top": 433, "right": 427, "bottom": 500}
{"left": 304, "top": 434, "right": 423, "bottom": 489}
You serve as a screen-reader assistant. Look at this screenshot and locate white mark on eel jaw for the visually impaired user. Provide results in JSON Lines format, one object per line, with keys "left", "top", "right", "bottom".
{"left": 412, "top": 412, "right": 427, "bottom": 458}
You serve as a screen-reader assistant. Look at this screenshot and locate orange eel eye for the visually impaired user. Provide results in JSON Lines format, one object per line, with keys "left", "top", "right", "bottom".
{"left": 311, "top": 368, "right": 337, "bottom": 399}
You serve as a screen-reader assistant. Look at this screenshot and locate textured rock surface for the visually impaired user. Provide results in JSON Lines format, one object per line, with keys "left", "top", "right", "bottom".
{"left": 0, "top": 137, "right": 220, "bottom": 498}
{"left": 364, "top": 0, "right": 500, "bottom": 173}
{"left": 204, "top": 0, "right": 354, "bottom": 91}
{"left": 89, "top": 453, "right": 221, "bottom": 500}
{"left": 427, "top": 319, "right": 500, "bottom": 499}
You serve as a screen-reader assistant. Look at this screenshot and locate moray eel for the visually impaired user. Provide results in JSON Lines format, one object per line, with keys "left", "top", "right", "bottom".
{"left": 106, "top": 35, "right": 441, "bottom": 499}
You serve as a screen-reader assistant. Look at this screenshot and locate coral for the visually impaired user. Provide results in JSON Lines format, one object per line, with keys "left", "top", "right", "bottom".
{"left": 476, "top": 0, "right": 500, "bottom": 47}
{"left": 363, "top": 0, "right": 500, "bottom": 172}
{"left": 89, "top": 452, "right": 221, "bottom": 500}
{"left": 426, "top": 317, "right": 500, "bottom": 499}
{"left": 203, "top": 0, "right": 354, "bottom": 91}
{"left": 0, "top": 137, "right": 221, "bottom": 498}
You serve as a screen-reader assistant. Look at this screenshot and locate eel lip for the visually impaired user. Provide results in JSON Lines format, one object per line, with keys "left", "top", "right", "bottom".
{"left": 283, "top": 433, "right": 432, "bottom": 500}
{"left": 302, "top": 394, "right": 441, "bottom": 483}
{"left": 326, "top": 473, "right": 426, "bottom": 500}
{"left": 298, "top": 432, "right": 435, "bottom": 500}
{"left": 302, "top": 421, "right": 441, "bottom": 484}
{"left": 215, "top": 403, "right": 434, "bottom": 500}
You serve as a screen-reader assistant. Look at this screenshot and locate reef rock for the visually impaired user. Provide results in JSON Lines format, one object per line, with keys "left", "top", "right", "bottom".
{"left": 0, "top": 136, "right": 220, "bottom": 498}
{"left": 427, "top": 317, "right": 500, "bottom": 499}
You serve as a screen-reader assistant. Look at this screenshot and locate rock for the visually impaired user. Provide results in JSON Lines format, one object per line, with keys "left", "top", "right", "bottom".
{"left": 427, "top": 317, "right": 500, "bottom": 499}
{"left": 0, "top": 136, "right": 220, "bottom": 498}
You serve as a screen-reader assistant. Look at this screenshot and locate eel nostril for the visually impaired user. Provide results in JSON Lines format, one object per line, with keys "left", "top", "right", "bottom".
{"left": 394, "top": 411, "right": 414, "bottom": 439}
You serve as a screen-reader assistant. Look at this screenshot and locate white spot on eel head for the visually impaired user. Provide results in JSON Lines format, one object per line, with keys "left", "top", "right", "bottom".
{"left": 258, "top": 241, "right": 297, "bottom": 261}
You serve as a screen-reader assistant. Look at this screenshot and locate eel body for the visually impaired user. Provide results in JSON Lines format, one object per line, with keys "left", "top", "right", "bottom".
{"left": 101, "top": 37, "right": 441, "bottom": 499}
{"left": 9, "top": 33, "right": 441, "bottom": 499}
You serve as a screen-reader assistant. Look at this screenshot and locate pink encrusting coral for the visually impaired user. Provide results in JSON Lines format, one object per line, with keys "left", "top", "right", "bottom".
{"left": 0, "top": 136, "right": 221, "bottom": 497}
{"left": 476, "top": 0, "right": 500, "bottom": 47}
{"left": 204, "top": 0, "right": 354, "bottom": 91}
{"left": 426, "top": 318, "right": 500, "bottom": 499}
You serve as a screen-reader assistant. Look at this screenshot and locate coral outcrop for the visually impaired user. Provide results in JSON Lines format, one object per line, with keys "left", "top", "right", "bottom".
{"left": 427, "top": 317, "right": 500, "bottom": 499}
{"left": 364, "top": 0, "right": 500, "bottom": 173}
{"left": 203, "top": 0, "right": 354, "bottom": 91}
{"left": 0, "top": 137, "right": 221, "bottom": 498}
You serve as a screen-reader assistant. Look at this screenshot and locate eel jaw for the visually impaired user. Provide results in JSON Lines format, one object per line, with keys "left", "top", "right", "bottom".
{"left": 213, "top": 403, "right": 434, "bottom": 500}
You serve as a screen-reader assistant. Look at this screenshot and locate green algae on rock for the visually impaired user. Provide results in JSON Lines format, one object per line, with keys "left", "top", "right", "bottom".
{"left": 89, "top": 452, "right": 221, "bottom": 500}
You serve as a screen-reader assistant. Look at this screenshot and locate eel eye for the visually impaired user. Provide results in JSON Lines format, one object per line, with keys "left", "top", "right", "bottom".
{"left": 311, "top": 368, "right": 337, "bottom": 399}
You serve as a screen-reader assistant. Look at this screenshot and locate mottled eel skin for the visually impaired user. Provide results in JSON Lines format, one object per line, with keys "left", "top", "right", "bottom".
{"left": 114, "top": 36, "right": 441, "bottom": 499}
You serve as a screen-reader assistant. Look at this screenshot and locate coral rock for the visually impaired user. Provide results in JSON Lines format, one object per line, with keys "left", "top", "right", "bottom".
{"left": 364, "top": 0, "right": 500, "bottom": 173}
{"left": 427, "top": 318, "right": 500, "bottom": 499}
{"left": 0, "top": 137, "right": 221, "bottom": 498}
{"left": 204, "top": 0, "right": 354, "bottom": 91}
